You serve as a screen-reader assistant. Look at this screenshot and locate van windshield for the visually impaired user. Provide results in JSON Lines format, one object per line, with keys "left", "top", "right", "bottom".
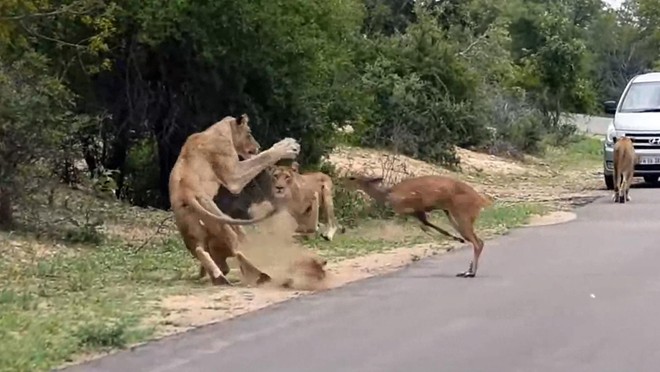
{"left": 619, "top": 81, "right": 660, "bottom": 113}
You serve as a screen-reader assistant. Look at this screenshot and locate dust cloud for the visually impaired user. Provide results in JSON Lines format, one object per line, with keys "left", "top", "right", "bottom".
{"left": 236, "top": 201, "right": 329, "bottom": 291}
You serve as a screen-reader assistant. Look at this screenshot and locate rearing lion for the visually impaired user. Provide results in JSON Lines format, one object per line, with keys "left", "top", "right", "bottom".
{"left": 270, "top": 162, "right": 342, "bottom": 241}
{"left": 169, "top": 114, "right": 300, "bottom": 285}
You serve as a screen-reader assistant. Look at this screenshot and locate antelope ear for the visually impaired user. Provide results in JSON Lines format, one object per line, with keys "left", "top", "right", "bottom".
{"left": 291, "top": 161, "right": 300, "bottom": 173}
{"left": 237, "top": 114, "right": 249, "bottom": 126}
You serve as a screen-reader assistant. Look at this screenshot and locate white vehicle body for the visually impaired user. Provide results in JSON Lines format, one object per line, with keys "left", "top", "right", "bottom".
{"left": 602, "top": 72, "right": 660, "bottom": 189}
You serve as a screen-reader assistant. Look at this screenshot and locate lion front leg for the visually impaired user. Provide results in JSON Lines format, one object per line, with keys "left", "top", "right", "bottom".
{"left": 223, "top": 138, "right": 301, "bottom": 195}
{"left": 319, "top": 183, "right": 340, "bottom": 241}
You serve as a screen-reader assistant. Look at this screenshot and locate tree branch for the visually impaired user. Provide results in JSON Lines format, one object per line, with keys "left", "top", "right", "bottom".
{"left": 19, "top": 21, "right": 86, "bottom": 49}
{"left": 0, "top": 2, "right": 95, "bottom": 21}
{"left": 458, "top": 26, "right": 493, "bottom": 57}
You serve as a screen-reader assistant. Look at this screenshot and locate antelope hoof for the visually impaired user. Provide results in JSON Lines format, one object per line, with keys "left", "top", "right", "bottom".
{"left": 322, "top": 227, "right": 337, "bottom": 242}
{"left": 456, "top": 271, "right": 476, "bottom": 278}
{"left": 256, "top": 273, "right": 272, "bottom": 285}
{"left": 211, "top": 274, "right": 233, "bottom": 286}
{"left": 454, "top": 236, "right": 466, "bottom": 243}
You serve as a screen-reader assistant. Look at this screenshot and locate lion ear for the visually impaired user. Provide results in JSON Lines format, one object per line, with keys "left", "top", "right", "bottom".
{"left": 237, "top": 114, "right": 249, "bottom": 126}
{"left": 291, "top": 161, "right": 300, "bottom": 173}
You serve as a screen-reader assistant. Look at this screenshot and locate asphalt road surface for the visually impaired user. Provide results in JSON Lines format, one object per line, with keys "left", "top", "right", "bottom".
{"left": 64, "top": 186, "right": 660, "bottom": 372}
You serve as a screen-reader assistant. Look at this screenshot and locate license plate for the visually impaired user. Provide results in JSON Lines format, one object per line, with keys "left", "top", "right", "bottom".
{"left": 640, "top": 156, "right": 660, "bottom": 165}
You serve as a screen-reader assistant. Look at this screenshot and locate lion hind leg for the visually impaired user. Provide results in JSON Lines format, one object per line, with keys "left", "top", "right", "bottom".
{"left": 320, "top": 184, "right": 339, "bottom": 241}
{"left": 613, "top": 162, "right": 620, "bottom": 202}
{"left": 194, "top": 246, "right": 232, "bottom": 286}
{"left": 624, "top": 170, "right": 633, "bottom": 201}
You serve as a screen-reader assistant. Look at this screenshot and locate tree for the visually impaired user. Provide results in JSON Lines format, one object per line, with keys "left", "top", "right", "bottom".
{"left": 0, "top": 53, "right": 75, "bottom": 228}
{"left": 509, "top": 0, "right": 596, "bottom": 127}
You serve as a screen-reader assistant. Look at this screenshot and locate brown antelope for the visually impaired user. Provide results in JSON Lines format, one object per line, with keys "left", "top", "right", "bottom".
{"left": 342, "top": 174, "right": 493, "bottom": 278}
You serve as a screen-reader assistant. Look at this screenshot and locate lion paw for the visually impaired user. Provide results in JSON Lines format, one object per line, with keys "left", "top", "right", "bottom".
{"left": 211, "top": 274, "right": 233, "bottom": 286}
{"left": 273, "top": 137, "right": 301, "bottom": 160}
{"left": 256, "top": 273, "right": 272, "bottom": 285}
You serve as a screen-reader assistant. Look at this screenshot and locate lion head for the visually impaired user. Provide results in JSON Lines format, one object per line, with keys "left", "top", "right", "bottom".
{"left": 231, "top": 114, "right": 260, "bottom": 159}
{"left": 270, "top": 162, "right": 300, "bottom": 200}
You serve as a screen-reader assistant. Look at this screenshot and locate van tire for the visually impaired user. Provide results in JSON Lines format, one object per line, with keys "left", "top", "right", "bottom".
{"left": 605, "top": 174, "right": 614, "bottom": 190}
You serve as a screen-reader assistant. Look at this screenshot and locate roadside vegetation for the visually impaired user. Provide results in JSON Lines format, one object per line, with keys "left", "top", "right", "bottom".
{"left": 1, "top": 0, "right": 659, "bottom": 370}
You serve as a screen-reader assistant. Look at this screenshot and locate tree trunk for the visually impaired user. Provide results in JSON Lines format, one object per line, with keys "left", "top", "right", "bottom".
{"left": 0, "top": 186, "right": 13, "bottom": 229}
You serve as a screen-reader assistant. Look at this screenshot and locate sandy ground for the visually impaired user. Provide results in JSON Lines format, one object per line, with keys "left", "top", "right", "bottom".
{"left": 525, "top": 210, "right": 577, "bottom": 227}
{"left": 145, "top": 206, "right": 454, "bottom": 338}
{"left": 148, "top": 241, "right": 449, "bottom": 338}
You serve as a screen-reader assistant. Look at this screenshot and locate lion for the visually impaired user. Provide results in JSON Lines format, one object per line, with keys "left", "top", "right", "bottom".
{"left": 270, "top": 161, "right": 343, "bottom": 241}
{"left": 168, "top": 113, "right": 300, "bottom": 286}
{"left": 612, "top": 136, "right": 638, "bottom": 203}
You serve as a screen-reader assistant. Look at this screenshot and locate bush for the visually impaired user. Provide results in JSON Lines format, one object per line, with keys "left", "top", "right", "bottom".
{"left": 121, "top": 138, "right": 164, "bottom": 208}
{"left": 356, "top": 9, "right": 490, "bottom": 167}
{"left": 478, "top": 86, "right": 545, "bottom": 157}
{"left": 315, "top": 161, "right": 394, "bottom": 229}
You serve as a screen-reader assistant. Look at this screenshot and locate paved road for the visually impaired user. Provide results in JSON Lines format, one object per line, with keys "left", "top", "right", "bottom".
{"left": 65, "top": 186, "right": 660, "bottom": 372}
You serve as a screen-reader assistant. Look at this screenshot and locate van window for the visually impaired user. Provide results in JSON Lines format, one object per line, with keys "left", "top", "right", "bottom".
{"left": 619, "top": 81, "right": 660, "bottom": 113}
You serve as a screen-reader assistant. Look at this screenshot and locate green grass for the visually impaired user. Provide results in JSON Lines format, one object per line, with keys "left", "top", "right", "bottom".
{"left": 0, "top": 235, "right": 197, "bottom": 372}
{"left": 544, "top": 135, "right": 602, "bottom": 169}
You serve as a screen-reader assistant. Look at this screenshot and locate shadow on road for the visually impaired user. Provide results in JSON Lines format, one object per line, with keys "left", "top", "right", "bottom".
{"left": 630, "top": 181, "right": 660, "bottom": 189}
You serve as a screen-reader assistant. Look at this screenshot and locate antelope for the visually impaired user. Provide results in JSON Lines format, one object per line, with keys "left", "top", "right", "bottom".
{"left": 342, "top": 174, "right": 493, "bottom": 278}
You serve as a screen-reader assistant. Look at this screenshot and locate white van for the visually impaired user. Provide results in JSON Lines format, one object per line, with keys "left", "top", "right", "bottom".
{"left": 602, "top": 72, "right": 660, "bottom": 189}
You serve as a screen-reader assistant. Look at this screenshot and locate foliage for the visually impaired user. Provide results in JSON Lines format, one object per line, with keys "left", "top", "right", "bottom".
{"left": 0, "top": 0, "right": 658, "bottom": 216}
{"left": 0, "top": 52, "right": 77, "bottom": 227}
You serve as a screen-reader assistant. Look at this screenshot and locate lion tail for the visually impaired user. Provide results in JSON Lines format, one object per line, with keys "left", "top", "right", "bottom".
{"left": 189, "top": 196, "right": 280, "bottom": 226}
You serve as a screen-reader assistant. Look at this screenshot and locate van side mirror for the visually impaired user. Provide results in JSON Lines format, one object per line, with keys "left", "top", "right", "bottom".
{"left": 603, "top": 100, "right": 617, "bottom": 115}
